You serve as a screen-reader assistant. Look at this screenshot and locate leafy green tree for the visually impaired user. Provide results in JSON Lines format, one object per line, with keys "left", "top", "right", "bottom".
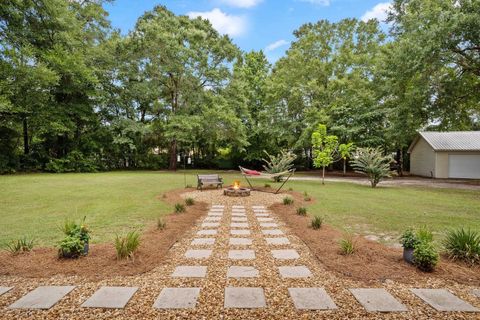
{"left": 338, "top": 142, "right": 355, "bottom": 176}
{"left": 311, "top": 124, "right": 339, "bottom": 185}
{"left": 350, "top": 147, "right": 392, "bottom": 188}
{"left": 262, "top": 150, "right": 297, "bottom": 182}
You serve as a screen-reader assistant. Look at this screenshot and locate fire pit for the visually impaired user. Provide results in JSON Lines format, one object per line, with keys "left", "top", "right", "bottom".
{"left": 224, "top": 181, "right": 251, "bottom": 197}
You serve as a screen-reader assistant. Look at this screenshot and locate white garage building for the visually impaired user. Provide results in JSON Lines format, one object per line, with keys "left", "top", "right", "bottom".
{"left": 408, "top": 131, "right": 480, "bottom": 179}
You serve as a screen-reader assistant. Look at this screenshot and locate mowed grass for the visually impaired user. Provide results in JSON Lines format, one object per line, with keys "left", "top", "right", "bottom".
{"left": 0, "top": 171, "right": 479, "bottom": 247}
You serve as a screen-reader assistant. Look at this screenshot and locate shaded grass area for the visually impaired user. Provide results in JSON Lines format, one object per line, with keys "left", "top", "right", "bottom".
{"left": 0, "top": 171, "right": 479, "bottom": 247}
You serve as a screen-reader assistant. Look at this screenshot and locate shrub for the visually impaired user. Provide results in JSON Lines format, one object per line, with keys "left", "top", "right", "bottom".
{"left": 61, "top": 217, "right": 90, "bottom": 243}
{"left": 311, "top": 216, "right": 323, "bottom": 229}
{"left": 264, "top": 183, "right": 271, "bottom": 188}
{"left": 115, "top": 231, "right": 140, "bottom": 260}
{"left": 262, "top": 150, "right": 297, "bottom": 182}
{"left": 413, "top": 240, "right": 439, "bottom": 272}
{"left": 416, "top": 226, "right": 433, "bottom": 243}
{"left": 283, "top": 197, "right": 294, "bottom": 205}
{"left": 400, "top": 228, "right": 419, "bottom": 249}
{"left": 6, "top": 236, "right": 35, "bottom": 254}
{"left": 350, "top": 147, "right": 392, "bottom": 188}
{"left": 339, "top": 233, "right": 356, "bottom": 255}
{"left": 443, "top": 228, "right": 480, "bottom": 265}
{"left": 185, "top": 198, "right": 195, "bottom": 206}
{"left": 157, "top": 217, "right": 166, "bottom": 230}
{"left": 296, "top": 207, "right": 307, "bottom": 216}
{"left": 174, "top": 203, "right": 186, "bottom": 213}
{"left": 58, "top": 235, "right": 84, "bottom": 258}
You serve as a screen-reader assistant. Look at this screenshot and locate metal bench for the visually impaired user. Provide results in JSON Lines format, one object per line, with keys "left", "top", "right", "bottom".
{"left": 197, "top": 174, "right": 223, "bottom": 190}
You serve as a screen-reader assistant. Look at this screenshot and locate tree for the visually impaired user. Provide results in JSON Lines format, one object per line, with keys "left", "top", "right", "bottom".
{"left": 311, "top": 124, "right": 339, "bottom": 185}
{"left": 262, "top": 150, "right": 296, "bottom": 182}
{"left": 350, "top": 147, "right": 392, "bottom": 188}
{"left": 338, "top": 142, "right": 355, "bottom": 176}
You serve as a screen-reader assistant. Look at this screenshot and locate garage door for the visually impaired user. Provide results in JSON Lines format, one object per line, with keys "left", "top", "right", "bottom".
{"left": 448, "top": 154, "right": 480, "bottom": 179}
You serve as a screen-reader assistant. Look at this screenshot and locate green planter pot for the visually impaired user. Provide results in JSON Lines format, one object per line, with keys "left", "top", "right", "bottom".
{"left": 403, "top": 247, "right": 414, "bottom": 264}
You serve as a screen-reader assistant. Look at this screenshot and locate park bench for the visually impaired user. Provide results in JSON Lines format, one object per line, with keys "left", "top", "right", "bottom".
{"left": 197, "top": 174, "right": 224, "bottom": 190}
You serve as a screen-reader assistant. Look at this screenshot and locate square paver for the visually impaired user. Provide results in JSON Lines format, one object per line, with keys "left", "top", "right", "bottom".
{"left": 257, "top": 217, "right": 273, "bottom": 222}
{"left": 262, "top": 229, "right": 284, "bottom": 236}
{"left": 171, "top": 266, "right": 207, "bottom": 278}
{"left": 266, "top": 237, "right": 290, "bottom": 245}
{"left": 185, "top": 249, "right": 212, "bottom": 259}
{"left": 191, "top": 238, "right": 215, "bottom": 246}
{"left": 231, "top": 222, "right": 249, "bottom": 228}
{"left": 252, "top": 206, "right": 265, "bottom": 209}
{"left": 350, "top": 288, "right": 408, "bottom": 312}
{"left": 411, "top": 289, "right": 478, "bottom": 312}
{"left": 224, "top": 287, "right": 266, "bottom": 308}
{"left": 232, "top": 217, "right": 248, "bottom": 222}
{"left": 0, "top": 287, "right": 13, "bottom": 296}
{"left": 208, "top": 212, "right": 223, "bottom": 217}
{"left": 260, "top": 223, "right": 278, "bottom": 228}
{"left": 197, "top": 229, "right": 217, "bottom": 236}
{"left": 9, "top": 286, "right": 76, "bottom": 309}
{"left": 288, "top": 288, "right": 337, "bottom": 310}
{"left": 227, "top": 266, "right": 259, "bottom": 278}
{"left": 204, "top": 217, "right": 221, "bottom": 222}
{"left": 153, "top": 288, "right": 200, "bottom": 309}
{"left": 232, "top": 213, "right": 246, "bottom": 217}
{"left": 232, "top": 208, "right": 246, "bottom": 212}
{"left": 201, "top": 222, "right": 220, "bottom": 228}
{"left": 229, "top": 238, "right": 252, "bottom": 246}
{"left": 231, "top": 229, "right": 250, "bottom": 236}
{"left": 472, "top": 289, "right": 480, "bottom": 298}
{"left": 278, "top": 266, "right": 312, "bottom": 278}
{"left": 81, "top": 286, "right": 138, "bottom": 309}
{"left": 232, "top": 205, "right": 245, "bottom": 209}
{"left": 255, "top": 213, "right": 270, "bottom": 217}
{"left": 209, "top": 210, "right": 224, "bottom": 213}
{"left": 271, "top": 249, "right": 300, "bottom": 260}
{"left": 229, "top": 250, "right": 255, "bottom": 260}
{"left": 212, "top": 205, "right": 224, "bottom": 208}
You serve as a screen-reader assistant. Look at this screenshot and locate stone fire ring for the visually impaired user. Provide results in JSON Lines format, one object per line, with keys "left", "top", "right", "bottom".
{"left": 224, "top": 187, "right": 251, "bottom": 197}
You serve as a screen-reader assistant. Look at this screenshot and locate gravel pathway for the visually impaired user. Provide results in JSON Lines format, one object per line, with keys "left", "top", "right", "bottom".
{"left": 0, "top": 190, "right": 479, "bottom": 319}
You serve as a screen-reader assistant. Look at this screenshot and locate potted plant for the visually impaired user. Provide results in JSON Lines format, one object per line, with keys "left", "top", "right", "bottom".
{"left": 58, "top": 235, "right": 84, "bottom": 259}
{"left": 400, "top": 228, "right": 419, "bottom": 264}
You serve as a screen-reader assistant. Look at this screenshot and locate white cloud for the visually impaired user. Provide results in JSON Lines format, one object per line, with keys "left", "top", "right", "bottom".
{"left": 265, "top": 39, "right": 288, "bottom": 52}
{"left": 218, "top": 0, "right": 263, "bottom": 8}
{"left": 298, "top": 0, "right": 330, "bottom": 6}
{"left": 361, "top": 2, "right": 392, "bottom": 22}
{"left": 187, "top": 8, "right": 247, "bottom": 37}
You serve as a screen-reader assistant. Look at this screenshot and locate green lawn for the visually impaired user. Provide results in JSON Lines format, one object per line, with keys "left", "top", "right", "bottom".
{"left": 0, "top": 171, "right": 479, "bottom": 247}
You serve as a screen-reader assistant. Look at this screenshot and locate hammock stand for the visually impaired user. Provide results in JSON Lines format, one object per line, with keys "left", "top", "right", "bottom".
{"left": 239, "top": 166, "right": 295, "bottom": 194}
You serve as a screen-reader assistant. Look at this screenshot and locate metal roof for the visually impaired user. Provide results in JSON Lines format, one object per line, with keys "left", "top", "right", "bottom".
{"left": 408, "top": 131, "right": 480, "bottom": 152}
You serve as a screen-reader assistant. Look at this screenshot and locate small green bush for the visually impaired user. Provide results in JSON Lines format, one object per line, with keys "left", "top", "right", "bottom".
{"left": 416, "top": 225, "right": 433, "bottom": 243}
{"left": 339, "top": 233, "right": 356, "bottom": 255}
{"left": 283, "top": 197, "right": 294, "bottom": 205}
{"left": 174, "top": 203, "right": 186, "bottom": 213}
{"left": 400, "top": 228, "right": 419, "bottom": 249}
{"left": 443, "top": 228, "right": 480, "bottom": 265}
{"left": 311, "top": 216, "right": 323, "bottom": 229}
{"left": 6, "top": 236, "right": 35, "bottom": 254}
{"left": 185, "top": 198, "right": 195, "bottom": 206}
{"left": 58, "top": 235, "right": 84, "bottom": 258}
{"left": 61, "top": 217, "right": 90, "bottom": 243}
{"left": 115, "top": 231, "right": 140, "bottom": 260}
{"left": 264, "top": 183, "right": 271, "bottom": 188}
{"left": 157, "top": 217, "right": 166, "bottom": 230}
{"left": 296, "top": 207, "right": 307, "bottom": 216}
{"left": 413, "top": 240, "right": 439, "bottom": 272}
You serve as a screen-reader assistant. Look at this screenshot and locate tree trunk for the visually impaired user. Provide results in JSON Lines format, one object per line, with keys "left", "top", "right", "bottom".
{"left": 343, "top": 158, "right": 346, "bottom": 176}
{"left": 169, "top": 139, "right": 177, "bottom": 170}
{"left": 322, "top": 166, "right": 325, "bottom": 185}
{"left": 397, "top": 148, "right": 404, "bottom": 177}
{"left": 23, "top": 117, "right": 29, "bottom": 155}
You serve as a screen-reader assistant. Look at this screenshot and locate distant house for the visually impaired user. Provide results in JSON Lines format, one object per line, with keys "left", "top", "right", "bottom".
{"left": 407, "top": 131, "right": 480, "bottom": 179}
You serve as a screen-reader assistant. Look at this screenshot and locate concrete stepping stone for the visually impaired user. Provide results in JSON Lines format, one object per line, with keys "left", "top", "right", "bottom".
{"left": 185, "top": 249, "right": 212, "bottom": 259}
{"left": 153, "top": 288, "right": 200, "bottom": 309}
{"left": 191, "top": 238, "right": 215, "bottom": 246}
{"left": 209, "top": 209, "right": 224, "bottom": 213}
{"left": 232, "top": 205, "right": 245, "bottom": 209}
{"left": 350, "top": 288, "right": 408, "bottom": 312}
{"left": 224, "top": 287, "right": 266, "bottom": 308}
{"left": 0, "top": 287, "right": 13, "bottom": 296}
{"left": 82, "top": 286, "right": 138, "bottom": 309}
{"left": 255, "top": 213, "right": 270, "bottom": 217}
{"left": 257, "top": 217, "right": 273, "bottom": 222}
{"left": 260, "top": 223, "right": 278, "bottom": 228}
{"left": 229, "top": 238, "right": 252, "bottom": 246}
{"left": 411, "top": 289, "right": 478, "bottom": 312}
{"left": 202, "top": 222, "right": 220, "bottom": 228}
{"left": 208, "top": 212, "right": 223, "bottom": 217}
{"left": 229, "top": 250, "right": 255, "bottom": 260}
{"left": 271, "top": 249, "right": 300, "bottom": 260}
{"left": 212, "top": 205, "right": 224, "bottom": 208}
{"left": 253, "top": 210, "right": 268, "bottom": 214}
{"left": 197, "top": 229, "right": 217, "bottom": 236}
{"left": 204, "top": 217, "right": 221, "bottom": 222}
{"left": 231, "top": 229, "right": 250, "bottom": 235}
{"left": 231, "top": 217, "right": 248, "bottom": 222}
{"left": 279, "top": 266, "right": 312, "bottom": 278}
{"left": 262, "top": 229, "right": 284, "bottom": 236}
{"left": 227, "top": 266, "right": 259, "bottom": 278}
{"left": 232, "top": 208, "right": 246, "bottom": 211}
{"left": 472, "top": 289, "right": 480, "bottom": 298}
{"left": 266, "top": 237, "right": 290, "bottom": 245}
{"left": 252, "top": 206, "right": 265, "bottom": 209}
{"left": 288, "top": 288, "right": 337, "bottom": 310}
{"left": 232, "top": 213, "right": 246, "bottom": 217}
{"left": 231, "top": 222, "right": 249, "bottom": 228}
{"left": 9, "top": 286, "right": 75, "bottom": 309}
{"left": 171, "top": 266, "right": 207, "bottom": 278}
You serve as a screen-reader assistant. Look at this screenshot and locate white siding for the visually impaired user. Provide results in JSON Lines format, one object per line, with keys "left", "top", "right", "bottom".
{"left": 410, "top": 138, "right": 436, "bottom": 177}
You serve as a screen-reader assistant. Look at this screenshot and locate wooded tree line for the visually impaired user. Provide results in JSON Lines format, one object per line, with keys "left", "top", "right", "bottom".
{"left": 1, "top": 0, "right": 479, "bottom": 173}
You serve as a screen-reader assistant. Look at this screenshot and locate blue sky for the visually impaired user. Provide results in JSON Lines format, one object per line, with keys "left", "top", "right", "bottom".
{"left": 104, "top": 0, "right": 391, "bottom": 62}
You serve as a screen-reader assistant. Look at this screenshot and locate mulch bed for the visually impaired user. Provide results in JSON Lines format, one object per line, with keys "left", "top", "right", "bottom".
{"left": 272, "top": 191, "right": 480, "bottom": 286}
{"left": 0, "top": 189, "right": 207, "bottom": 280}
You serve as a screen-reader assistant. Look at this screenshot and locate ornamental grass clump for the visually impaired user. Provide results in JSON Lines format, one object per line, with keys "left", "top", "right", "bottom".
{"left": 303, "top": 191, "right": 311, "bottom": 201}
{"left": 296, "top": 207, "right": 307, "bottom": 216}
{"left": 311, "top": 216, "right": 323, "bottom": 229}
{"left": 443, "top": 228, "right": 480, "bottom": 265}
{"left": 174, "top": 203, "right": 186, "bottom": 213}
{"left": 283, "top": 197, "right": 294, "bottom": 205}
{"left": 185, "top": 197, "right": 195, "bottom": 206}
{"left": 6, "top": 236, "right": 35, "bottom": 255}
{"left": 115, "top": 231, "right": 140, "bottom": 260}
{"left": 350, "top": 147, "right": 393, "bottom": 188}
{"left": 339, "top": 232, "right": 356, "bottom": 255}
{"left": 157, "top": 217, "right": 166, "bottom": 230}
